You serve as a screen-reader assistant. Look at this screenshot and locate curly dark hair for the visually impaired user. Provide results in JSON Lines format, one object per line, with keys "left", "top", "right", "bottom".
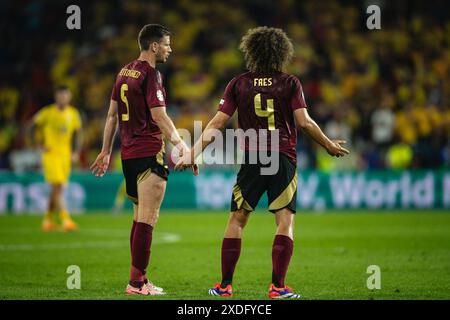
{"left": 239, "top": 26, "right": 294, "bottom": 74}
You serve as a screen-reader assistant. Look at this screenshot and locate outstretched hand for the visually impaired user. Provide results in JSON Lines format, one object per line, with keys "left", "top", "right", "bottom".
{"left": 326, "top": 140, "right": 350, "bottom": 157}
{"left": 90, "top": 151, "right": 111, "bottom": 177}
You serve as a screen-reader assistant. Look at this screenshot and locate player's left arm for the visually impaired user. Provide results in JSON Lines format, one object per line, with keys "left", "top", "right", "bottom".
{"left": 291, "top": 76, "right": 349, "bottom": 157}
{"left": 175, "top": 111, "right": 230, "bottom": 170}
{"left": 25, "top": 109, "right": 45, "bottom": 150}
{"left": 294, "top": 108, "right": 349, "bottom": 157}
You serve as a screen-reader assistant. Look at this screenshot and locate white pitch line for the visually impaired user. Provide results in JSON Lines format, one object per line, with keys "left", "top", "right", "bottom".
{"left": 0, "top": 228, "right": 129, "bottom": 237}
{"left": 0, "top": 232, "right": 181, "bottom": 251}
{"left": 0, "top": 241, "right": 125, "bottom": 251}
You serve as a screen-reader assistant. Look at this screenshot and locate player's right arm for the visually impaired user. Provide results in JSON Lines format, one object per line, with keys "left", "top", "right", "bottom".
{"left": 25, "top": 119, "right": 38, "bottom": 148}
{"left": 25, "top": 108, "right": 45, "bottom": 150}
{"left": 90, "top": 100, "right": 118, "bottom": 177}
{"left": 294, "top": 108, "right": 349, "bottom": 157}
{"left": 194, "top": 111, "right": 230, "bottom": 157}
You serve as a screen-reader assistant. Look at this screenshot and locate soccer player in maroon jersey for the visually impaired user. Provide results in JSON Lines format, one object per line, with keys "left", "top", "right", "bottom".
{"left": 176, "top": 27, "right": 349, "bottom": 298}
{"left": 91, "top": 24, "right": 197, "bottom": 296}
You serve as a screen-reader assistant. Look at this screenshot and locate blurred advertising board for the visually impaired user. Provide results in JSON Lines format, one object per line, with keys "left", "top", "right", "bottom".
{"left": 0, "top": 170, "right": 449, "bottom": 214}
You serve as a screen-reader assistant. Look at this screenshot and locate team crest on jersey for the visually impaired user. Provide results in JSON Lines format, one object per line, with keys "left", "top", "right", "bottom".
{"left": 157, "top": 90, "right": 164, "bottom": 102}
{"left": 219, "top": 99, "right": 225, "bottom": 105}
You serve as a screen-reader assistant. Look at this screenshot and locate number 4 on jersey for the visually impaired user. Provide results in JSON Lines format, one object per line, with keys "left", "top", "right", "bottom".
{"left": 254, "top": 93, "right": 275, "bottom": 130}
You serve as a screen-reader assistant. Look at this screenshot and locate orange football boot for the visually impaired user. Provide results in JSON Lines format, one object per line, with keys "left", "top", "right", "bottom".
{"left": 42, "top": 219, "right": 59, "bottom": 232}
{"left": 208, "top": 283, "right": 233, "bottom": 297}
{"left": 62, "top": 218, "right": 78, "bottom": 232}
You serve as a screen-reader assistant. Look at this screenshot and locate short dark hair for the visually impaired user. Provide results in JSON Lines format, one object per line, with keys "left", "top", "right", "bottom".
{"left": 239, "top": 26, "right": 294, "bottom": 74}
{"left": 138, "top": 24, "right": 171, "bottom": 51}
{"left": 54, "top": 84, "right": 70, "bottom": 93}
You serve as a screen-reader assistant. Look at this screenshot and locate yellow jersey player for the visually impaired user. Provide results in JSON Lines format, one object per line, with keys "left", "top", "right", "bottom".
{"left": 29, "top": 85, "right": 83, "bottom": 231}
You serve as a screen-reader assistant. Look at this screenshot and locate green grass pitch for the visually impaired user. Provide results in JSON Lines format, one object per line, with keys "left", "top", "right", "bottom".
{"left": 0, "top": 210, "right": 449, "bottom": 300}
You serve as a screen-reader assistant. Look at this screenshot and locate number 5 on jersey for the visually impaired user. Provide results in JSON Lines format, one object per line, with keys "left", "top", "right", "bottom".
{"left": 120, "top": 83, "right": 130, "bottom": 121}
{"left": 254, "top": 93, "right": 275, "bottom": 130}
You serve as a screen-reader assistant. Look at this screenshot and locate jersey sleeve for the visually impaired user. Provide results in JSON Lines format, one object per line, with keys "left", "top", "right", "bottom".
{"left": 110, "top": 82, "right": 118, "bottom": 101}
{"left": 218, "top": 78, "right": 238, "bottom": 117}
{"left": 291, "top": 76, "right": 308, "bottom": 110}
{"left": 33, "top": 108, "right": 47, "bottom": 126}
{"left": 146, "top": 69, "right": 166, "bottom": 108}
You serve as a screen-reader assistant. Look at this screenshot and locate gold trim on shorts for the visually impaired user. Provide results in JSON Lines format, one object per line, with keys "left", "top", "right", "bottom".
{"left": 268, "top": 173, "right": 298, "bottom": 211}
{"left": 156, "top": 141, "right": 165, "bottom": 166}
{"left": 232, "top": 184, "right": 253, "bottom": 212}
{"left": 127, "top": 194, "right": 138, "bottom": 204}
{"left": 137, "top": 168, "right": 153, "bottom": 184}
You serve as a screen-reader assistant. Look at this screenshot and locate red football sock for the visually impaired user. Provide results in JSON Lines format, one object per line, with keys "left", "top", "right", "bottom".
{"left": 130, "top": 222, "right": 153, "bottom": 287}
{"left": 129, "top": 265, "right": 143, "bottom": 288}
{"left": 272, "top": 235, "right": 293, "bottom": 288}
{"left": 221, "top": 238, "right": 241, "bottom": 287}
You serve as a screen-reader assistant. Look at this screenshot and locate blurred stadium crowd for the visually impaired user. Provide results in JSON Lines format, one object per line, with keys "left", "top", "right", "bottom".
{"left": 0, "top": 0, "right": 449, "bottom": 172}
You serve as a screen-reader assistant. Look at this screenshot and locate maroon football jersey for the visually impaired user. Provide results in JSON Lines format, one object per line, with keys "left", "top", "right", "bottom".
{"left": 218, "top": 71, "right": 307, "bottom": 163}
{"left": 111, "top": 60, "right": 166, "bottom": 160}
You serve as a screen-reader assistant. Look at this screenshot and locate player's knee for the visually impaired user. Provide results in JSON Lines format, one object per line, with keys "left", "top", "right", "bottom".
{"left": 230, "top": 210, "right": 249, "bottom": 228}
{"left": 277, "top": 221, "right": 293, "bottom": 234}
{"left": 275, "top": 219, "right": 294, "bottom": 237}
{"left": 278, "top": 216, "right": 293, "bottom": 227}
{"left": 152, "top": 210, "right": 160, "bottom": 224}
